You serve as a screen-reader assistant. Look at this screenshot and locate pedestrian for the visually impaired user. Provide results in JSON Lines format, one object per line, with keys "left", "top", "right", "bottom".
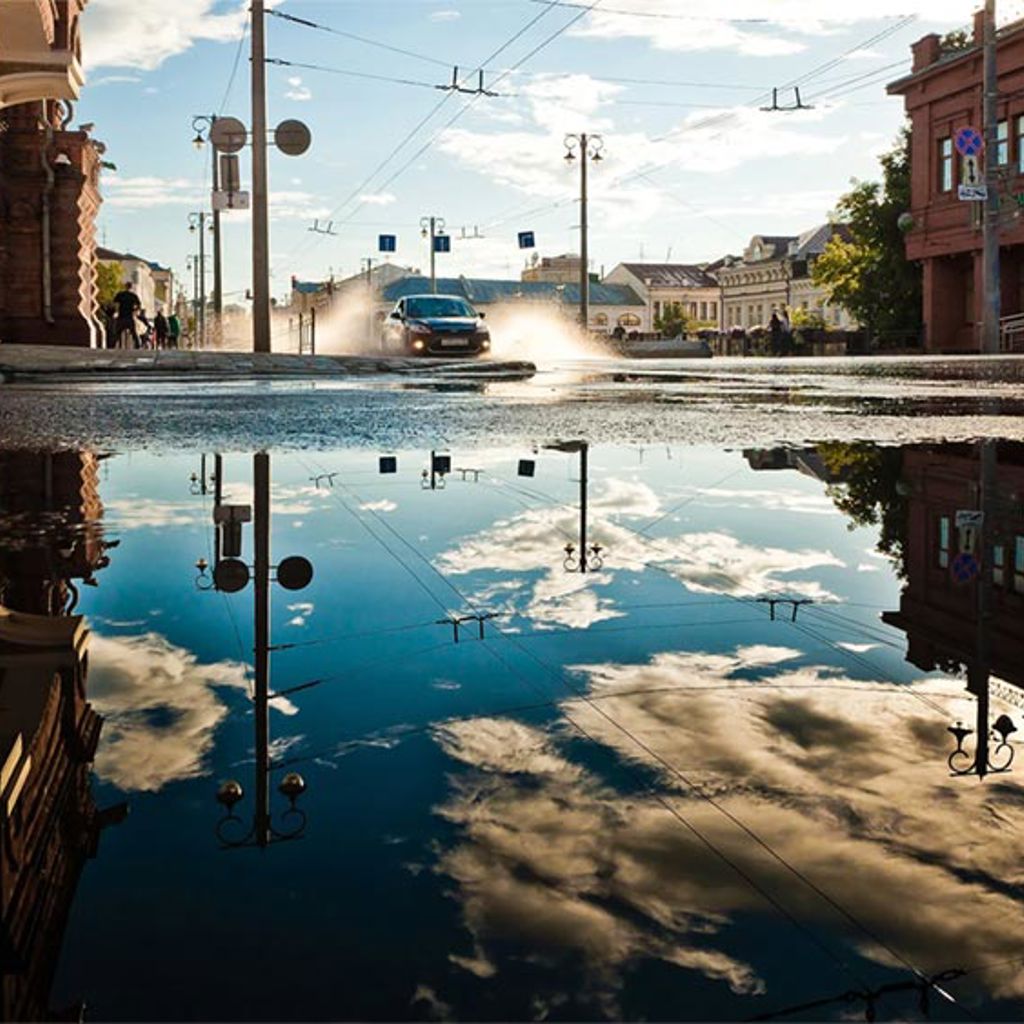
{"left": 112, "top": 282, "right": 141, "bottom": 349}
{"left": 769, "top": 310, "right": 783, "bottom": 355}
{"left": 102, "top": 303, "right": 117, "bottom": 349}
{"left": 154, "top": 307, "right": 169, "bottom": 349}
{"left": 138, "top": 310, "right": 152, "bottom": 349}
{"left": 168, "top": 311, "right": 181, "bottom": 349}
{"left": 780, "top": 304, "right": 793, "bottom": 355}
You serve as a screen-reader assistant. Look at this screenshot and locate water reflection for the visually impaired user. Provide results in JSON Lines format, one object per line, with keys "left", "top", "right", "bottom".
{"left": 0, "top": 453, "right": 125, "bottom": 1020}
{"left": 1, "top": 440, "right": 1021, "bottom": 1021}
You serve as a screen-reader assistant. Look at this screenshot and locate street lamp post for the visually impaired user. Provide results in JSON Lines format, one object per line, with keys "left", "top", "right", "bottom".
{"left": 564, "top": 133, "right": 604, "bottom": 333}
{"left": 420, "top": 216, "right": 446, "bottom": 295}
{"left": 208, "top": 452, "right": 315, "bottom": 848}
{"left": 188, "top": 212, "right": 210, "bottom": 348}
{"left": 192, "top": 115, "right": 223, "bottom": 335}
{"left": 542, "top": 440, "right": 603, "bottom": 574}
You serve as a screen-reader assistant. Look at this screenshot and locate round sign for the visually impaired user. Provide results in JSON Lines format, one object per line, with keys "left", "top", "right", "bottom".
{"left": 274, "top": 119, "right": 312, "bottom": 157}
{"left": 210, "top": 116, "right": 248, "bottom": 154}
{"left": 214, "top": 558, "right": 250, "bottom": 593}
{"left": 277, "top": 555, "right": 314, "bottom": 591}
{"left": 955, "top": 126, "right": 983, "bottom": 158}
{"left": 950, "top": 551, "right": 980, "bottom": 584}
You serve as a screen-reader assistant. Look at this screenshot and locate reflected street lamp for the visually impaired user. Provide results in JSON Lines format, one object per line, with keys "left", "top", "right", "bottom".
{"left": 948, "top": 713, "right": 1017, "bottom": 777}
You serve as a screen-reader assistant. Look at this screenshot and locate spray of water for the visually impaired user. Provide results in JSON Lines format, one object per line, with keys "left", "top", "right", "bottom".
{"left": 485, "top": 303, "right": 612, "bottom": 365}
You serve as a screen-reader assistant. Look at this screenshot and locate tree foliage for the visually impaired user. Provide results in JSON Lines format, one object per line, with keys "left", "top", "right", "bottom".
{"left": 96, "top": 260, "right": 123, "bottom": 308}
{"left": 817, "top": 442, "right": 908, "bottom": 577}
{"left": 655, "top": 301, "right": 689, "bottom": 337}
{"left": 813, "top": 129, "right": 922, "bottom": 339}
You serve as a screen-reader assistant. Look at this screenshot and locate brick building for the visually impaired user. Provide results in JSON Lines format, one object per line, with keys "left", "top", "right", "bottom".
{"left": 888, "top": 14, "right": 1024, "bottom": 352}
{"left": 882, "top": 443, "right": 1024, "bottom": 689}
{"left": 0, "top": 2, "right": 105, "bottom": 347}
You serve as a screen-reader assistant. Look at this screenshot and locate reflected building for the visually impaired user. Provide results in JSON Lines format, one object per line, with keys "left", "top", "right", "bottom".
{"left": 881, "top": 443, "right": 1024, "bottom": 689}
{"left": 0, "top": 449, "right": 123, "bottom": 1020}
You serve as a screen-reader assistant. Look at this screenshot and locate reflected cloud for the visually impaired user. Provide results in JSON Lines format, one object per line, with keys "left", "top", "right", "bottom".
{"left": 433, "top": 645, "right": 1024, "bottom": 1007}
{"left": 89, "top": 632, "right": 294, "bottom": 792}
{"left": 437, "top": 480, "right": 844, "bottom": 628}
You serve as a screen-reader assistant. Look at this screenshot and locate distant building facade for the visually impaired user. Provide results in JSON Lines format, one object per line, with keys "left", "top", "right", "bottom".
{"left": 98, "top": 247, "right": 173, "bottom": 315}
{"left": 718, "top": 225, "right": 857, "bottom": 330}
{"left": 521, "top": 253, "right": 584, "bottom": 285}
{"left": 888, "top": 14, "right": 1024, "bottom": 352}
{"left": 604, "top": 263, "right": 720, "bottom": 330}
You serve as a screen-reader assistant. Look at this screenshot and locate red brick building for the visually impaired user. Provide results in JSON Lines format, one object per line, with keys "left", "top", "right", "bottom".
{"left": 882, "top": 443, "right": 1024, "bottom": 688}
{"left": 889, "top": 13, "right": 1024, "bottom": 352}
{"left": 0, "top": 2, "right": 105, "bottom": 347}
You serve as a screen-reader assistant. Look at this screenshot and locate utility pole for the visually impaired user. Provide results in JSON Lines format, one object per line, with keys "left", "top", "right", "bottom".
{"left": 363, "top": 257, "right": 375, "bottom": 345}
{"left": 192, "top": 115, "right": 223, "bottom": 326}
{"left": 564, "top": 134, "right": 604, "bottom": 332}
{"left": 420, "top": 216, "right": 445, "bottom": 294}
{"left": 251, "top": 0, "right": 271, "bottom": 354}
{"left": 189, "top": 212, "right": 207, "bottom": 349}
{"left": 578, "top": 441, "right": 589, "bottom": 574}
{"left": 982, "top": 0, "right": 1001, "bottom": 354}
{"left": 253, "top": 451, "right": 271, "bottom": 846}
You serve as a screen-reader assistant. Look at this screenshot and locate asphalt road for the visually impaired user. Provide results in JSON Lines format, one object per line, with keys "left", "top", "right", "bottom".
{"left": 1, "top": 354, "right": 1021, "bottom": 451}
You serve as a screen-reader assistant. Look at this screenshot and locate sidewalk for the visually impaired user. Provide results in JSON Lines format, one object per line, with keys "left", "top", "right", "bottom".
{"left": 0, "top": 345, "right": 536, "bottom": 380}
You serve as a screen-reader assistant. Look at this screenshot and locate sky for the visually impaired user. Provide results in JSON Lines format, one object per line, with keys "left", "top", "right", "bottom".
{"left": 75, "top": 0, "right": 1008, "bottom": 307}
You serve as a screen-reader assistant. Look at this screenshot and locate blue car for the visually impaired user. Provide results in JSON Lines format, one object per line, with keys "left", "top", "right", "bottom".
{"left": 383, "top": 294, "right": 491, "bottom": 357}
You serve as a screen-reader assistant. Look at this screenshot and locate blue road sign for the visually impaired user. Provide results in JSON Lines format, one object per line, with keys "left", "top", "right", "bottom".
{"left": 518, "top": 231, "right": 536, "bottom": 249}
{"left": 955, "top": 126, "right": 983, "bottom": 157}
{"left": 951, "top": 551, "right": 980, "bottom": 584}
{"left": 433, "top": 234, "right": 451, "bottom": 253}
{"left": 379, "top": 234, "right": 397, "bottom": 253}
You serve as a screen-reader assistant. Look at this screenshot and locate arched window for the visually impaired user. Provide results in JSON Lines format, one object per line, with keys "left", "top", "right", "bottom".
{"left": 618, "top": 313, "right": 641, "bottom": 327}
{"left": 592, "top": 312, "right": 608, "bottom": 326}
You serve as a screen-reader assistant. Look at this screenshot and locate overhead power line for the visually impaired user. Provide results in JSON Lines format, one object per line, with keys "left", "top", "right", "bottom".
{"left": 267, "top": 57, "right": 441, "bottom": 91}
{"left": 266, "top": 7, "right": 453, "bottom": 69}
{"left": 527, "top": 0, "right": 769, "bottom": 21}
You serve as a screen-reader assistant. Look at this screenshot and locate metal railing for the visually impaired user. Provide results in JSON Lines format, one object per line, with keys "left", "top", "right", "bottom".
{"left": 999, "top": 312, "right": 1024, "bottom": 352}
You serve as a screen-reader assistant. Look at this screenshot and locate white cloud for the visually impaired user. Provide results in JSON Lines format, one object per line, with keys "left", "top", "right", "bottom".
{"left": 567, "top": 3, "right": 967, "bottom": 57}
{"left": 287, "top": 601, "right": 315, "bottom": 627}
{"left": 101, "top": 174, "right": 204, "bottom": 210}
{"left": 103, "top": 496, "right": 200, "bottom": 529}
{"left": 359, "top": 499, "right": 398, "bottom": 512}
{"left": 83, "top": 0, "right": 247, "bottom": 71}
{"left": 285, "top": 76, "right": 313, "bottom": 102}
{"left": 358, "top": 192, "right": 398, "bottom": 207}
{"left": 89, "top": 631, "right": 293, "bottom": 792}
{"left": 430, "top": 9, "right": 461, "bottom": 21}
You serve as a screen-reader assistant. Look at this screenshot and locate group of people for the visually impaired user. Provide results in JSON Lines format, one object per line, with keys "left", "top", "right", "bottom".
{"left": 104, "top": 282, "right": 182, "bottom": 350}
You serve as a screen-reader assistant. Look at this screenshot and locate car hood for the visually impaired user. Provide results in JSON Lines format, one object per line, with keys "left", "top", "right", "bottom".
{"left": 410, "top": 316, "right": 484, "bottom": 332}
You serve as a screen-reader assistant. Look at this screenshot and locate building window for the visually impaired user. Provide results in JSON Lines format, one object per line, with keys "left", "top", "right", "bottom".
{"left": 938, "top": 516, "right": 951, "bottom": 568}
{"left": 700, "top": 301, "right": 707, "bottom": 320}
{"left": 994, "top": 544, "right": 1006, "bottom": 587}
{"left": 1014, "top": 535, "right": 1024, "bottom": 593}
{"left": 1018, "top": 116, "right": 1024, "bottom": 174}
{"left": 998, "top": 120, "right": 1009, "bottom": 166}
{"left": 939, "top": 137, "right": 953, "bottom": 192}
{"left": 710, "top": 301, "right": 717, "bottom": 320}
{"left": 618, "top": 313, "right": 641, "bottom": 327}
{"left": 653, "top": 301, "right": 661, "bottom": 319}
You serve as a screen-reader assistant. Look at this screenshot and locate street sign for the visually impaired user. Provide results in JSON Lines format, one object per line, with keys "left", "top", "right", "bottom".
{"left": 210, "top": 116, "right": 247, "bottom": 154}
{"left": 433, "top": 234, "right": 451, "bottom": 253}
{"left": 379, "top": 234, "right": 397, "bottom": 253}
{"left": 274, "top": 119, "right": 312, "bottom": 157}
{"left": 518, "top": 231, "right": 536, "bottom": 249}
{"left": 212, "top": 190, "right": 250, "bottom": 211}
{"left": 956, "top": 509, "right": 984, "bottom": 529}
{"left": 955, "top": 126, "right": 983, "bottom": 157}
{"left": 958, "top": 184, "right": 988, "bottom": 202}
{"left": 951, "top": 551, "right": 981, "bottom": 584}
{"left": 961, "top": 154, "right": 982, "bottom": 187}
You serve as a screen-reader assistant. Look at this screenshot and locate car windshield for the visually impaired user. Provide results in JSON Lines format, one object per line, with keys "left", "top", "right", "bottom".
{"left": 405, "top": 297, "right": 475, "bottom": 318}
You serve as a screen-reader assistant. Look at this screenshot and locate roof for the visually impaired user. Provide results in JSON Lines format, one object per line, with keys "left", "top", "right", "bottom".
{"left": 748, "top": 236, "right": 798, "bottom": 261}
{"left": 292, "top": 279, "right": 326, "bottom": 295}
{"left": 617, "top": 263, "right": 718, "bottom": 288}
{"left": 97, "top": 246, "right": 151, "bottom": 265}
{"left": 791, "top": 222, "right": 850, "bottom": 260}
{"left": 381, "top": 276, "right": 644, "bottom": 307}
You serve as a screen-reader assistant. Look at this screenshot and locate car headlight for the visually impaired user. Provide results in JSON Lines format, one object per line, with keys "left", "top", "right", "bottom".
{"left": 409, "top": 322, "right": 431, "bottom": 336}
{"left": 412, "top": 339, "right": 426, "bottom": 351}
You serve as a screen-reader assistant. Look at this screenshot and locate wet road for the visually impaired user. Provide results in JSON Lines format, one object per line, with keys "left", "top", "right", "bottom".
{"left": 1, "top": 354, "right": 1022, "bottom": 450}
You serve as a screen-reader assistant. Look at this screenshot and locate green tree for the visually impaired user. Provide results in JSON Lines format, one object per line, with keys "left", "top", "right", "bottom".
{"left": 813, "top": 129, "right": 922, "bottom": 340}
{"left": 817, "top": 442, "right": 908, "bottom": 577}
{"left": 96, "top": 260, "right": 123, "bottom": 308}
{"left": 655, "top": 301, "right": 689, "bottom": 337}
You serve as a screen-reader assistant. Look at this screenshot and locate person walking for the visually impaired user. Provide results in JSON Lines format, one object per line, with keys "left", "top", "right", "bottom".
{"left": 112, "top": 282, "right": 141, "bottom": 349}
{"left": 168, "top": 312, "right": 181, "bottom": 349}
{"left": 154, "top": 308, "right": 169, "bottom": 349}
{"left": 769, "top": 310, "right": 783, "bottom": 356}
{"left": 779, "top": 304, "right": 793, "bottom": 355}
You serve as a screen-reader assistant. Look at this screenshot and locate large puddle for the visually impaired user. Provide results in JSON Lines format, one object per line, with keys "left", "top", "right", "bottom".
{"left": 1, "top": 439, "right": 1022, "bottom": 1020}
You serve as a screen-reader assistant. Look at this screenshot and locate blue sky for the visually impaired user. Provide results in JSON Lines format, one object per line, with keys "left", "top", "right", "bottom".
{"left": 76, "top": 0, "right": 990, "bottom": 306}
